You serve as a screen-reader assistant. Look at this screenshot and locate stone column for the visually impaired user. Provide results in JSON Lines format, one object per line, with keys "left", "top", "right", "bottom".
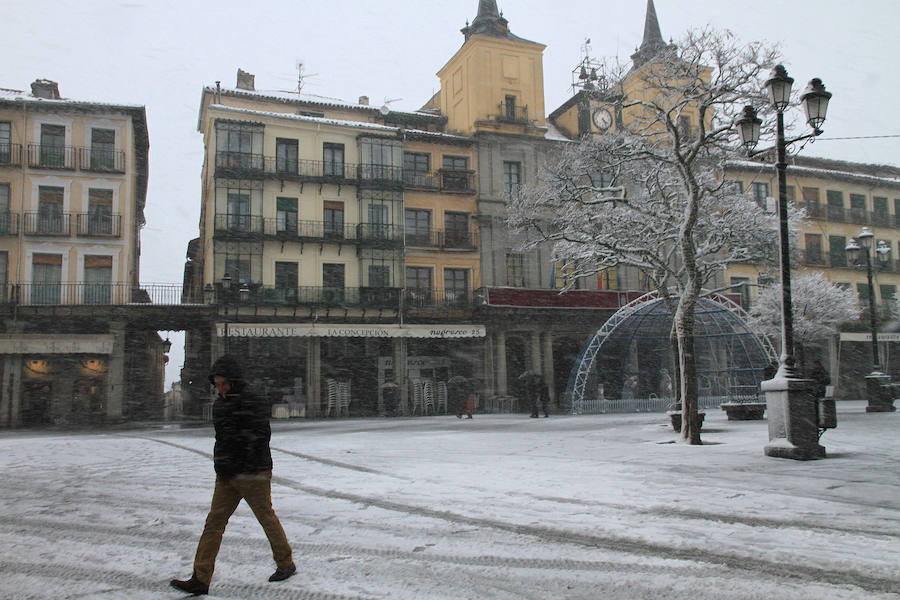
{"left": 306, "top": 337, "right": 321, "bottom": 418}
{"left": 105, "top": 321, "right": 126, "bottom": 423}
{"left": 393, "top": 337, "right": 408, "bottom": 415}
{"left": 0, "top": 356, "right": 18, "bottom": 427}
{"left": 496, "top": 330, "right": 507, "bottom": 396}
{"left": 530, "top": 331, "right": 542, "bottom": 373}
{"left": 542, "top": 332, "right": 555, "bottom": 405}
{"left": 8, "top": 355, "right": 21, "bottom": 427}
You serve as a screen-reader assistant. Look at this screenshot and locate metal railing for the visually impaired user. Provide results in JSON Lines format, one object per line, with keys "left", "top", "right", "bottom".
{"left": 218, "top": 285, "right": 402, "bottom": 309}
{"left": 213, "top": 215, "right": 405, "bottom": 245}
{"left": 0, "top": 212, "right": 19, "bottom": 236}
{"left": 22, "top": 144, "right": 126, "bottom": 173}
{"left": 76, "top": 213, "right": 122, "bottom": 237}
{"left": 496, "top": 103, "right": 529, "bottom": 123}
{"left": 403, "top": 288, "right": 475, "bottom": 311}
{"left": 78, "top": 147, "right": 126, "bottom": 173}
{"left": 212, "top": 151, "right": 472, "bottom": 193}
{"left": 405, "top": 228, "right": 479, "bottom": 250}
{"left": 0, "top": 143, "right": 22, "bottom": 167}
{"left": 27, "top": 144, "right": 77, "bottom": 170}
{"left": 23, "top": 212, "right": 72, "bottom": 236}
{"left": 6, "top": 283, "right": 185, "bottom": 306}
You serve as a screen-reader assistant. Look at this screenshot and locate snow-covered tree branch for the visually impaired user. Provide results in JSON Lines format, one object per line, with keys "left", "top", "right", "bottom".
{"left": 508, "top": 28, "right": 783, "bottom": 444}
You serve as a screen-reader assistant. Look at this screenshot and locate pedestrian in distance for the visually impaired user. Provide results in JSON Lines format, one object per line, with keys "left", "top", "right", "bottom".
{"left": 528, "top": 373, "right": 546, "bottom": 418}
{"left": 450, "top": 376, "right": 473, "bottom": 418}
{"left": 540, "top": 380, "right": 550, "bottom": 418}
{"left": 171, "top": 354, "right": 296, "bottom": 596}
{"left": 809, "top": 359, "right": 831, "bottom": 400}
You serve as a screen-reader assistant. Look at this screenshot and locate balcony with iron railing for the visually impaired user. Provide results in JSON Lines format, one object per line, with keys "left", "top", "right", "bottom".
{"left": 23, "top": 144, "right": 127, "bottom": 173}
{"left": 403, "top": 169, "right": 476, "bottom": 194}
{"left": 27, "top": 144, "right": 77, "bottom": 170}
{"left": 78, "top": 147, "right": 126, "bottom": 173}
{"left": 213, "top": 283, "right": 402, "bottom": 310}
{"left": 405, "top": 228, "right": 479, "bottom": 250}
{"left": 496, "top": 103, "right": 529, "bottom": 124}
{"left": 0, "top": 143, "right": 22, "bottom": 167}
{"left": 0, "top": 212, "right": 19, "bottom": 236}
{"left": 267, "top": 156, "right": 358, "bottom": 181}
{"left": 213, "top": 214, "right": 404, "bottom": 246}
{"left": 808, "top": 203, "right": 899, "bottom": 229}
{"left": 23, "top": 212, "right": 72, "bottom": 236}
{"left": 5, "top": 283, "right": 184, "bottom": 306}
{"left": 404, "top": 288, "right": 475, "bottom": 312}
{"left": 76, "top": 213, "right": 122, "bottom": 237}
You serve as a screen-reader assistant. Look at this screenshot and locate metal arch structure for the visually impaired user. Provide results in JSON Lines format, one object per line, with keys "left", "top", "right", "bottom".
{"left": 563, "top": 290, "right": 777, "bottom": 415}
{"left": 699, "top": 289, "right": 778, "bottom": 365}
{"left": 564, "top": 291, "right": 664, "bottom": 414}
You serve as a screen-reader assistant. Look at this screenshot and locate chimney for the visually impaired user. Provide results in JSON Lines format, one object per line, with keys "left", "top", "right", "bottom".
{"left": 358, "top": 96, "right": 370, "bottom": 106}
{"left": 31, "top": 79, "right": 60, "bottom": 99}
{"left": 236, "top": 69, "right": 255, "bottom": 91}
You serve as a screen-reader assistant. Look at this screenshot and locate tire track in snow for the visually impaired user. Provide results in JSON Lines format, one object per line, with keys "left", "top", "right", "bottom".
{"left": 139, "top": 435, "right": 900, "bottom": 595}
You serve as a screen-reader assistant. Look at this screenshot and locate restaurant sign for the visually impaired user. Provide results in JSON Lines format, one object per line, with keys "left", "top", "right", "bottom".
{"left": 839, "top": 332, "right": 900, "bottom": 342}
{"left": 217, "top": 323, "right": 486, "bottom": 338}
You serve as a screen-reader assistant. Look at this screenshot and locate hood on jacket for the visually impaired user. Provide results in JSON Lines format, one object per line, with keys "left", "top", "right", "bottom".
{"left": 208, "top": 354, "right": 246, "bottom": 388}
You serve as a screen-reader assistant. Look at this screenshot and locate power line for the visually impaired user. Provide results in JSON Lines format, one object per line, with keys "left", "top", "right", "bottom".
{"left": 815, "top": 134, "right": 900, "bottom": 141}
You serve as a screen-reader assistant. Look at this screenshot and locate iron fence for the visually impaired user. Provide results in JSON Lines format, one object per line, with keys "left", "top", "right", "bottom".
{"left": 7, "top": 283, "right": 186, "bottom": 306}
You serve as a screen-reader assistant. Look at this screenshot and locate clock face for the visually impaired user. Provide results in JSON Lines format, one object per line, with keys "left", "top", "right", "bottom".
{"left": 592, "top": 108, "right": 613, "bottom": 131}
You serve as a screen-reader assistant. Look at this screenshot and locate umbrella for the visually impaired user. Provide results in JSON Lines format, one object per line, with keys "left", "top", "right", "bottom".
{"left": 379, "top": 381, "right": 399, "bottom": 389}
{"left": 518, "top": 370, "right": 542, "bottom": 382}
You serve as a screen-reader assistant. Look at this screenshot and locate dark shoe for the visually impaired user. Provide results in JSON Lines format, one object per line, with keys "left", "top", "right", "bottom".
{"left": 457, "top": 414, "right": 462, "bottom": 419}
{"left": 269, "top": 562, "right": 297, "bottom": 582}
{"left": 170, "top": 575, "right": 208, "bottom": 596}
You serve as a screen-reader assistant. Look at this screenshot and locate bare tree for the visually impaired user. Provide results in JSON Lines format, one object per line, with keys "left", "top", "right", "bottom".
{"left": 508, "top": 29, "right": 782, "bottom": 444}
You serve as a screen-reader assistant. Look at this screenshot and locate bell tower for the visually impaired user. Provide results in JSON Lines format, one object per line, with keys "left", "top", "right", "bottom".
{"left": 434, "top": 1, "right": 547, "bottom": 136}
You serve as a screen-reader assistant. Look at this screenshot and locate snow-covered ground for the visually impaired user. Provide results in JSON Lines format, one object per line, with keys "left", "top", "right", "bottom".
{"left": 1, "top": 401, "right": 897, "bottom": 600}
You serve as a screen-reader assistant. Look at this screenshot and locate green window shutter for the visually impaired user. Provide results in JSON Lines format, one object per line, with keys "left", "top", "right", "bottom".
{"left": 276, "top": 197, "right": 297, "bottom": 212}
{"left": 826, "top": 190, "right": 843, "bottom": 206}
{"left": 829, "top": 235, "right": 846, "bottom": 268}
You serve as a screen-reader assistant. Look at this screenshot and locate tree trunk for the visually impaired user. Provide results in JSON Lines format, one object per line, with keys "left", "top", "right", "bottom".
{"left": 675, "top": 290, "right": 702, "bottom": 445}
{"left": 670, "top": 324, "right": 682, "bottom": 406}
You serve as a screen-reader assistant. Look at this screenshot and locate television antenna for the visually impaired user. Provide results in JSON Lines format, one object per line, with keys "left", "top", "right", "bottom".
{"left": 380, "top": 97, "right": 402, "bottom": 115}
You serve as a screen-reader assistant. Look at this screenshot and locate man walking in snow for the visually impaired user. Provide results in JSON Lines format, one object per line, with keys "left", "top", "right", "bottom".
{"left": 170, "top": 355, "right": 295, "bottom": 595}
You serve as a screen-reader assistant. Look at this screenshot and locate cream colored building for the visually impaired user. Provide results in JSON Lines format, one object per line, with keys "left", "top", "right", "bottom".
{"left": 184, "top": 73, "right": 485, "bottom": 416}
{"left": 0, "top": 79, "right": 161, "bottom": 427}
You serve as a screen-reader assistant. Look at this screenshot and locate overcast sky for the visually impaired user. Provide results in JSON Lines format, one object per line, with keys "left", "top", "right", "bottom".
{"left": 5, "top": 0, "right": 899, "bottom": 385}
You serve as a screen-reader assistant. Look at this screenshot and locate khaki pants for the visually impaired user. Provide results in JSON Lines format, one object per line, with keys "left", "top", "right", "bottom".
{"left": 193, "top": 470, "right": 292, "bottom": 585}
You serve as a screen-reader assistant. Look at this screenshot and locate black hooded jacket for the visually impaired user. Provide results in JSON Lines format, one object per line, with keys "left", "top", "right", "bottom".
{"left": 208, "top": 355, "right": 273, "bottom": 480}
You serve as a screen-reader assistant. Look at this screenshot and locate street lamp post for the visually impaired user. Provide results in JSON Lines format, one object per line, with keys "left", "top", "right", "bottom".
{"left": 846, "top": 230, "right": 896, "bottom": 412}
{"left": 737, "top": 65, "right": 832, "bottom": 460}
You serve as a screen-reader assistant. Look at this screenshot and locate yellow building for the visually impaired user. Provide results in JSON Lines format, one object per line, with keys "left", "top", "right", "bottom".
{"left": 431, "top": 0, "right": 547, "bottom": 138}
{"left": 725, "top": 156, "right": 900, "bottom": 312}
{"left": 0, "top": 79, "right": 161, "bottom": 427}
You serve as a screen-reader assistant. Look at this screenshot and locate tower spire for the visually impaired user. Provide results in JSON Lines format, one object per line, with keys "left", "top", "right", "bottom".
{"left": 461, "top": 0, "right": 511, "bottom": 41}
{"left": 631, "top": 0, "right": 671, "bottom": 69}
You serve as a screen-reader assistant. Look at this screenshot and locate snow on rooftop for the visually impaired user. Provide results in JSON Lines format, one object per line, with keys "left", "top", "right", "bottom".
{"left": 729, "top": 158, "right": 900, "bottom": 186}
{"left": 210, "top": 85, "right": 439, "bottom": 120}
{"left": 208, "top": 104, "right": 469, "bottom": 141}
{"left": 0, "top": 86, "right": 145, "bottom": 110}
